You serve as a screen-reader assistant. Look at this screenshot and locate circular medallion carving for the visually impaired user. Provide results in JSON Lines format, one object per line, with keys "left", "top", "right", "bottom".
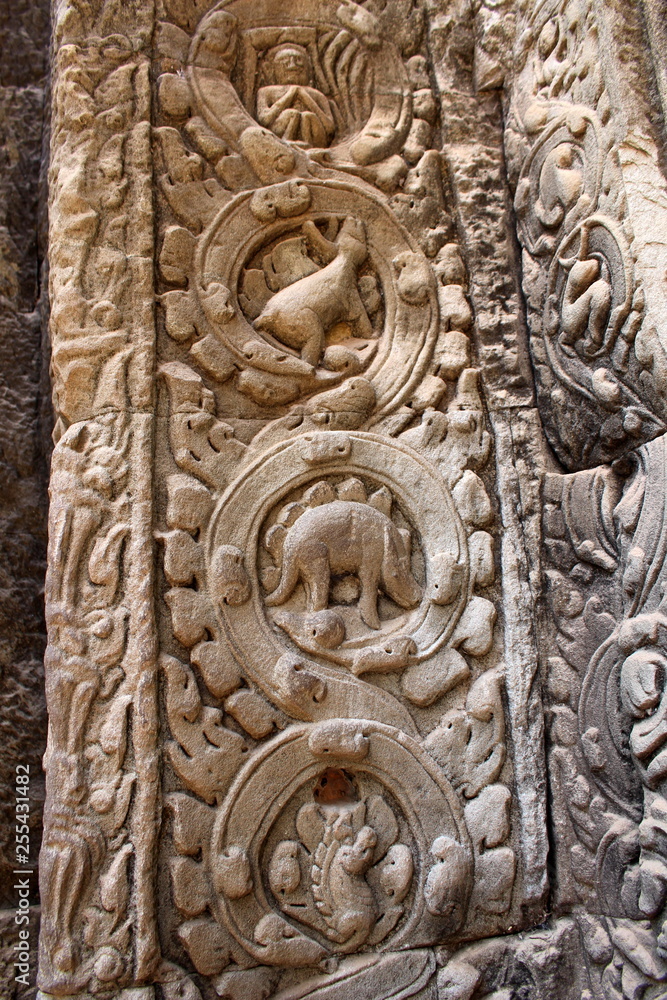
{"left": 209, "top": 719, "right": 472, "bottom": 966}
{"left": 207, "top": 431, "right": 470, "bottom": 727}
{"left": 195, "top": 180, "right": 437, "bottom": 417}
{"left": 259, "top": 474, "right": 426, "bottom": 669}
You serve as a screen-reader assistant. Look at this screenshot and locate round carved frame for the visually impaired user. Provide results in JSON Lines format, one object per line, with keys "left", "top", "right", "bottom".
{"left": 194, "top": 179, "right": 438, "bottom": 419}
{"left": 209, "top": 719, "right": 472, "bottom": 965}
{"left": 207, "top": 431, "right": 470, "bottom": 732}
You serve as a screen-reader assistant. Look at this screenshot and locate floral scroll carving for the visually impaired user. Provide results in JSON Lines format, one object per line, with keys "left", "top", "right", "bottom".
{"left": 541, "top": 436, "right": 667, "bottom": 998}
{"left": 483, "top": 1, "right": 667, "bottom": 996}
{"left": 156, "top": 353, "right": 517, "bottom": 995}
{"left": 149, "top": 2, "right": 521, "bottom": 991}
{"left": 40, "top": 8, "right": 160, "bottom": 993}
{"left": 38, "top": 0, "right": 552, "bottom": 996}
{"left": 36, "top": 0, "right": 667, "bottom": 995}
{"left": 506, "top": 6, "right": 666, "bottom": 470}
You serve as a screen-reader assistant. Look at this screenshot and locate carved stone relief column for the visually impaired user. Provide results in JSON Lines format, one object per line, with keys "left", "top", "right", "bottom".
{"left": 494, "top": 0, "right": 667, "bottom": 996}
{"left": 39, "top": 1, "right": 552, "bottom": 998}
{"left": 40, "top": 1, "right": 159, "bottom": 992}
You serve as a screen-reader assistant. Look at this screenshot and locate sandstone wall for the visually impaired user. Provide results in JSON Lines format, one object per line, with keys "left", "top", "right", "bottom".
{"left": 0, "top": 0, "right": 50, "bottom": 906}
{"left": 1, "top": 1, "right": 667, "bottom": 999}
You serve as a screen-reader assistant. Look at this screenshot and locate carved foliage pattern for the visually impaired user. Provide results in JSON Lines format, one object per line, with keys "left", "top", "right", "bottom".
{"left": 40, "top": 4, "right": 160, "bottom": 994}
{"left": 479, "top": 2, "right": 667, "bottom": 998}
{"left": 39, "top": 0, "right": 553, "bottom": 996}
{"left": 150, "top": 0, "right": 521, "bottom": 995}
{"left": 505, "top": 0, "right": 665, "bottom": 470}
{"left": 542, "top": 440, "right": 667, "bottom": 998}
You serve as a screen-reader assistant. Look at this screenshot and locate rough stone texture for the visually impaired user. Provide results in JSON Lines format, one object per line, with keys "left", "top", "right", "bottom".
{"left": 35, "top": 0, "right": 548, "bottom": 996}
{"left": 495, "top": 0, "right": 667, "bottom": 996}
{"left": 0, "top": 0, "right": 50, "bottom": 913}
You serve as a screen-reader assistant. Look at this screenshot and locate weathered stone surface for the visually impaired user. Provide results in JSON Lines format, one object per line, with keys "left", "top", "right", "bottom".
{"left": 0, "top": 0, "right": 664, "bottom": 997}
{"left": 497, "top": 0, "right": 667, "bottom": 996}
{"left": 0, "top": 0, "right": 50, "bottom": 918}
{"left": 33, "top": 0, "right": 546, "bottom": 996}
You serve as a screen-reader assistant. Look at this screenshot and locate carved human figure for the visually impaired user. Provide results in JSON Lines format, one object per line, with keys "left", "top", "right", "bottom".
{"left": 254, "top": 218, "right": 373, "bottom": 366}
{"left": 256, "top": 44, "right": 335, "bottom": 149}
{"left": 264, "top": 499, "right": 422, "bottom": 629}
{"left": 559, "top": 256, "right": 612, "bottom": 356}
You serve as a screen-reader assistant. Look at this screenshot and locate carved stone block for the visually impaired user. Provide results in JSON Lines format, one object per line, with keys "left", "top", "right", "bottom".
{"left": 34, "top": 0, "right": 667, "bottom": 997}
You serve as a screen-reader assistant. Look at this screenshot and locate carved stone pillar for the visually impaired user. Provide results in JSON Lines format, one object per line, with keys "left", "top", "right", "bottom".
{"left": 493, "top": 0, "right": 667, "bottom": 996}
{"left": 37, "top": 0, "right": 667, "bottom": 998}
{"left": 39, "top": 1, "right": 549, "bottom": 996}
{"left": 41, "top": 1, "right": 159, "bottom": 990}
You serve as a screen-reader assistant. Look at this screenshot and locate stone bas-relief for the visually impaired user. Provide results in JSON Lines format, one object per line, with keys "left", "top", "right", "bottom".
{"left": 496, "top": 0, "right": 667, "bottom": 996}
{"left": 504, "top": 2, "right": 667, "bottom": 471}
{"left": 152, "top": 0, "right": 523, "bottom": 987}
{"left": 33, "top": 0, "right": 667, "bottom": 998}
{"left": 40, "top": 0, "right": 523, "bottom": 994}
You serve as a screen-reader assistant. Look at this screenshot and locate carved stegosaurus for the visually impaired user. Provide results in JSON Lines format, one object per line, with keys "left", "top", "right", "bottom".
{"left": 261, "top": 478, "right": 422, "bottom": 669}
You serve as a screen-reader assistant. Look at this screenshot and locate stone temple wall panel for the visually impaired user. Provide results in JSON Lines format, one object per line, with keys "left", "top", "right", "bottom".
{"left": 482, "top": 0, "right": 667, "bottom": 995}
{"left": 37, "top": 1, "right": 552, "bottom": 997}
{"left": 15, "top": 0, "right": 667, "bottom": 998}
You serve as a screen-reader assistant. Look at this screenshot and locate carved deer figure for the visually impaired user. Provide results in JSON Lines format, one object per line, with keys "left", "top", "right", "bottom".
{"left": 264, "top": 500, "right": 422, "bottom": 630}
{"left": 254, "top": 217, "right": 373, "bottom": 366}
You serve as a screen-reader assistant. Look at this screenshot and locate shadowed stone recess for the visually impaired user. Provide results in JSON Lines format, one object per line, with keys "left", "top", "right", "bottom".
{"left": 0, "top": 0, "right": 50, "bottom": 917}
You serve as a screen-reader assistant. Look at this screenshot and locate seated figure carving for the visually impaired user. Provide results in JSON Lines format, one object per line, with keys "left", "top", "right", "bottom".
{"left": 256, "top": 44, "right": 335, "bottom": 149}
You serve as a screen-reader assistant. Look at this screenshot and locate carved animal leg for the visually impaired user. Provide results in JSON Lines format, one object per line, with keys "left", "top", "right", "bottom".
{"left": 351, "top": 301, "right": 373, "bottom": 340}
{"left": 293, "top": 309, "right": 326, "bottom": 366}
{"left": 334, "top": 908, "right": 374, "bottom": 947}
{"left": 265, "top": 548, "right": 302, "bottom": 606}
{"left": 358, "top": 567, "right": 381, "bottom": 630}
{"left": 299, "top": 540, "right": 330, "bottom": 612}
